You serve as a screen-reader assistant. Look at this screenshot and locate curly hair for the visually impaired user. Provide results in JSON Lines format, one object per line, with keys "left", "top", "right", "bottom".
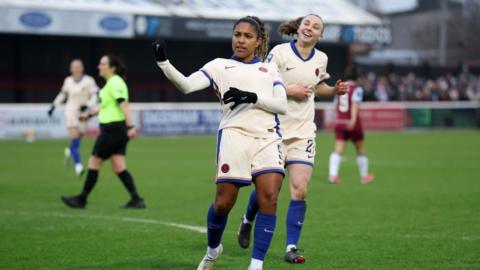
{"left": 233, "top": 16, "right": 270, "bottom": 61}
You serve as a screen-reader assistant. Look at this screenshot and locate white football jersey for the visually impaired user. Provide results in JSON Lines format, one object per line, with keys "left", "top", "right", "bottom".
{"left": 53, "top": 75, "right": 98, "bottom": 112}
{"left": 201, "top": 56, "right": 286, "bottom": 138}
{"left": 266, "top": 40, "right": 330, "bottom": 139}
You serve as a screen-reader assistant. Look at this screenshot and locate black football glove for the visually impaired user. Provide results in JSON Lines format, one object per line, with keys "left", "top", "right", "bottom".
{"left": 47, "top": 105, "right": 55, "bottom": 117}
{"left": 222, "top": 87, "right": 258, "bottom": 110}
{"left": 151, "top": 40, "right": 168, "bottom": 62}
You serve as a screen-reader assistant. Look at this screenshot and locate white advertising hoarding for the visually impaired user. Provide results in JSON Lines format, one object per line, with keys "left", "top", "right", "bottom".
{"left": 0, "top": 7, "right": 134, "bottom": 38}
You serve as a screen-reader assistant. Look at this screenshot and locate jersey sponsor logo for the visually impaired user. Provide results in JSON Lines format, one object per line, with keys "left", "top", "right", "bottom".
{"left": 286, "top": 67, "right": 296, "bottom": 71}
{"left": 221, "top": 163, "right": 230, "bottom": 173}
{"left": 99, "top": 16, "right": 129, "bottom": 32}
{"left": 258, "top": 67, "right": 268, "bottom": 73}
{"left": 224, "top": 66, "right": 236, "bottom": 69}
{"left": 20, "top": 12, "right": 52, "bottom": 28}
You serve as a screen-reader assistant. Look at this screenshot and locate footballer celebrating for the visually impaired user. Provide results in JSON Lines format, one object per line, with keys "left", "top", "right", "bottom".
{"left": 61, "top": 55, "right": 145, "bottom": 209}
{"left": 153, "top": 16, "right": 287, "bottom": 270}
{"left": 237, "top": 14, "right": 348, "bottom": 263}
{"left": 329, "top": 66, "right": 374, "bottom": 184}
{"left": 48, "top": 59, "right": 98, "bottom": 176}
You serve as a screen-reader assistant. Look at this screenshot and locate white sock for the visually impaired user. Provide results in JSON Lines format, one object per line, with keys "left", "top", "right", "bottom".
{"left": 75, "top": 163, "right": 83, "bottom": 173}
{"left": 357, "top": 155, "right": 369, "bottom": 177}
{"left": 207, "top": 245, "right": 221, "bottom": 259}
{"left": 329, "top": 152, "right": 341, "bottom": 177}
{"left": 286, "top": 244, "right": 296, "bottom": 253}
{"left": 248, "top": 258, "right": 263, "bottom": 270}
{"left": 243, "top": 214, "right": 252, "bottom": 225}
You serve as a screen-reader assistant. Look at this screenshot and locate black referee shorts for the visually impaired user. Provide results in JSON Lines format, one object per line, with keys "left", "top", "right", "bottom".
{"left": 92, "top": 121, "right": 129, "bottom": 160}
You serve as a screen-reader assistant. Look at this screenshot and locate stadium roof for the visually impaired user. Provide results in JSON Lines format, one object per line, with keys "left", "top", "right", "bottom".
{"left": 1, "top": 0, "right": 384, "bottom": 25}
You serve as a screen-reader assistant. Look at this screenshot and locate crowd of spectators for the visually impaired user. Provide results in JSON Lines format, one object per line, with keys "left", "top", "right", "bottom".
{"left": 357, "top": 66, "right": 480, "bottom": 102}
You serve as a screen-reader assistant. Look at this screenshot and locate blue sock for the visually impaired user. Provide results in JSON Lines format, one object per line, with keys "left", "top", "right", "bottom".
{"left": 70, "top": 138, "right": 81, "bottom": 165}
{"left": 245, "top": 190, "right": 259, "bottom": 222}
{"left": 286, "top": 200, "right": 306, "bottom": 247}
{"left": 207, "top": 204, "right": 228, "bottom": 249}
{"left": 252, "top": 212, "right": 277, "bottom": 261}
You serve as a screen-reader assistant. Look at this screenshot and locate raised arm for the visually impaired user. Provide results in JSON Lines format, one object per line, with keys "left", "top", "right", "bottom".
{"left": 152, "top": 40, "right": 210, "bottom": 94}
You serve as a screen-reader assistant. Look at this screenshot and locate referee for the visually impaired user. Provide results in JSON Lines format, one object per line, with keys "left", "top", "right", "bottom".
{"left": 61, "top": 55, "right": 145, "bottom": 209}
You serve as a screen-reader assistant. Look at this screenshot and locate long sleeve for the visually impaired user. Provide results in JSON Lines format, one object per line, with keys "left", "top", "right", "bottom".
{"left": 87, "top": 79, "right": 98, "bottom": 108}
{"left": 255, "top": 84, "right": 287, "bottom": 114}
{"left": 52, "top": 90, "right": 67, "bottom": 106}
{"left": 156, "top": 60, "right": 211, "bottom": 94}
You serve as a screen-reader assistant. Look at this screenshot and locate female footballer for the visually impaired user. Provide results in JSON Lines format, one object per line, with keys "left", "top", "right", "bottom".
{"left": 61, "top": 55, "right": 145, "bottom": 209}
{"left": 152, "top": 16, "right": 287, "bottom": 270}
{"left": 237, "top": 14, "right": 348, "bottom": 264}
{"left": 328, "top": 67, "right": 374, "bottom": 184}
{"left": 48, "top": 59, "right": 98, "bottom": 176}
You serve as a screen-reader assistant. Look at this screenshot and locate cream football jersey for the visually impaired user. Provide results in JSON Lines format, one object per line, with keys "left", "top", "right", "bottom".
{"left": 53, "top": 75, "right": 98, "bottom": 112}
{"left": 266, "top": 40, "right": 330, "bottom": 139}
{"left": 201, "top": 56, "right": 286, "bottom": 139}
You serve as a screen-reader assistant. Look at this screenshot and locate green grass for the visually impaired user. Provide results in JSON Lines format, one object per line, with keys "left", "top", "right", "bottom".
{"left": 0, "top": 131, "right": 479, "bottom": 270}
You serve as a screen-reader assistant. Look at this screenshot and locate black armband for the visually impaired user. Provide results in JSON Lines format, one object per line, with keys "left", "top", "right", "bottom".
{"left": 116, "top": 98, "right": 126, "bottom": 104}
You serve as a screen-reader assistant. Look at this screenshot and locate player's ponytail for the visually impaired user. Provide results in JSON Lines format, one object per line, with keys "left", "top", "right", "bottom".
{"left": 233, "top": 16, "right": 270, "bottom": 61}
{"left": 105, "top": 54, "right": 127, "bottom": 81}
{"left": 278, "top": 17, "right": 303, "bottom": 36}
{"left": 278, "top": 14, "right": 325, "bottom": 37}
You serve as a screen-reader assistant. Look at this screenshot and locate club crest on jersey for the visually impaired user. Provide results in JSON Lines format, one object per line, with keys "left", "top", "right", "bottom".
{"left": 258, "top": 67, "right": 268, "bottom": 73}
{"left": 315, "top": 68, "right": 320, "bottom": 77}
{"left": 220, "top": 163, "right": 230, "bottom": 173}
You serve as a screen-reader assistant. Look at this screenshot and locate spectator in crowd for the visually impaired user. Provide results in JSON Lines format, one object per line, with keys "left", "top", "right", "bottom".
{"left": 356, "top": 66, "right": 480, "bottom": 102}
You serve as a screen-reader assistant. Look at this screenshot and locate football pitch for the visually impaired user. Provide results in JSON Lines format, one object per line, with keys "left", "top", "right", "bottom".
{"left": 0, "top": 131, "right": 479, "bottom": 270}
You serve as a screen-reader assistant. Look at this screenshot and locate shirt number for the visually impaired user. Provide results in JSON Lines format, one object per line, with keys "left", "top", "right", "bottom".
{"left": 338, "top": 94, "right": 349, "bottom": 113}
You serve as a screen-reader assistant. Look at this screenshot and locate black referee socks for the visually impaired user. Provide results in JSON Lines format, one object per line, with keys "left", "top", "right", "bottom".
{"left": 117, "top": 170, "right": 140, "bottom": 200}
{"left": 80, "top": 169, "right": 99, "bottom": 199}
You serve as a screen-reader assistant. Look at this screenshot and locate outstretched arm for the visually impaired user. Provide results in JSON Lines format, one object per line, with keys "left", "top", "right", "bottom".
{"left": 156, "top": 61, "right": 211, "bottom": 94}
{"left": 152, "top": 40, "right": 210, "bottom": 94}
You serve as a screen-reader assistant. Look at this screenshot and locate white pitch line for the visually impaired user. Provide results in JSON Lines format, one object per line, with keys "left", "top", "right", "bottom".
{"left": 0, "top": 210, "right": 206, "bottom": 234}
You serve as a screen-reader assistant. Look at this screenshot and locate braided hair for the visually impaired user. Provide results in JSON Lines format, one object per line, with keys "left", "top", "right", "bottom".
{"left": 233, "top": 16, "right": 270, "bottom": 61}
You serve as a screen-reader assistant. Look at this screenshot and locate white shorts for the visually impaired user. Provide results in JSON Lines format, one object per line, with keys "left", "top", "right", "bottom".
{"left": 65, "top": 111, "right": 87, "bottom": 132}
{"left": 283, "top": 137, "right": 316, "bottom": 167}
{"left": 216, "top": 129, "right": 285, "bottom": 186}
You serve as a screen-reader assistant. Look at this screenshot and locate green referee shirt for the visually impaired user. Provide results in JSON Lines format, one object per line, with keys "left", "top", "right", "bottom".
{"left": 98, "top": 74, "right": 128, "bottom": 124}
